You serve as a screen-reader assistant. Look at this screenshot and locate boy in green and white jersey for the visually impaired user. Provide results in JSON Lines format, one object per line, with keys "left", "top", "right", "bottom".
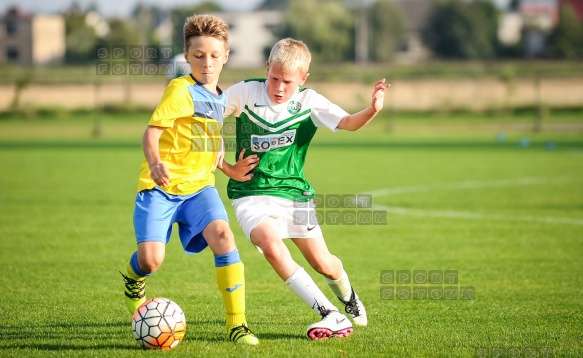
{"left": 219, "top": 38, "right": 389, "bottom": 340}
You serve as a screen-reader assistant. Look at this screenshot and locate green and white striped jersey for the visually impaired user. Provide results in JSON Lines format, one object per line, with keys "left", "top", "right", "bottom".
{"left": 224, "top": 79, "right": 348, "bottom": 202}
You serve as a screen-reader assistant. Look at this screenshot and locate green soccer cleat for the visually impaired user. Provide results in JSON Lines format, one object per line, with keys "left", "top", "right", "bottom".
{"left": 228, "top": 324, "right": 259, "bottom": 345}
{"left": 120, "top": 271, "right": 146, "bottom": 315}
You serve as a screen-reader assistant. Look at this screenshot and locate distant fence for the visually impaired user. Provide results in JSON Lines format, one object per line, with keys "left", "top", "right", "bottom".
{"left": 1, "top": 77, "right": 582, "bottom": 112}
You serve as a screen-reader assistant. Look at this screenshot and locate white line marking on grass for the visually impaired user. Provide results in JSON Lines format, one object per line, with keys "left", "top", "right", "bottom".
{"left": 367, "top": 176, "right": 576, "bottom": 197}
{"left": 372, "top": 204, "right": 583, "bottom": 225}
{"left": 365, "top": 176, "right": 583, "bottom": 225}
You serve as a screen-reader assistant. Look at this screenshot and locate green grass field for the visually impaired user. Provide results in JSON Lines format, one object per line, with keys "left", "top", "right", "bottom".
{"left": 0, "top": 112, "right": 582, "bottom": 357}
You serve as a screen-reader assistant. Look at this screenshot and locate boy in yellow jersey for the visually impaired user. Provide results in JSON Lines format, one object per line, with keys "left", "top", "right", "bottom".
{"left": 220, "top": 38, "right": 389, "bottom": 339}
{"left": 120, "top": 14, "right": 258, "bottom": 345}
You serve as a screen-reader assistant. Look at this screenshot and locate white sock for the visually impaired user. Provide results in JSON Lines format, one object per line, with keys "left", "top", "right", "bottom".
{"left": 285, "top": 267, "right": 338, "bottom": 315}
{"left": 326, "top": 270, "right": 353, "bottom": 302}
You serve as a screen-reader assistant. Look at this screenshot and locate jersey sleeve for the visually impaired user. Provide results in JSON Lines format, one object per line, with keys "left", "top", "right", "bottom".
{"left": 223, "top": 81, "right": 247, "bottom": 117}
{"left": 148, "top": 79, "right": 194, "bottom": 128}
{"left": 308, "top": 91, "right": 349, "bottom": 131}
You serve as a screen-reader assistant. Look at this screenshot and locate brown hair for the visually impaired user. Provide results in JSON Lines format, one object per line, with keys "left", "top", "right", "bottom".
{"left": 183, "top": 14, "right": 229, "bottom": 50}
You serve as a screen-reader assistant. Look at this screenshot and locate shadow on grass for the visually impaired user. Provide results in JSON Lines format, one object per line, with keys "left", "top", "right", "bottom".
{"left": 0, "top": 319, "right": 322, "bottom": 352}
{"left": 0, "top": 321, "right": 136, "bottom": 351}
{"left": 0, "top": 141, "right": 141, "bottom": 150}
{"left": 182, "top": 319, "right": 304, "bottom": 342}
{"left": 0, "top": 139, "right": 580, "bottom": 151}
{"left": 0, "top": 343, "right": 137, "bottom": 351}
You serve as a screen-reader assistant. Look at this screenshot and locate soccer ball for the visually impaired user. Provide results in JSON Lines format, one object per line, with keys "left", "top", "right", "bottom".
{"left": 131, "top": 297, "right": 187, "bottom": 350}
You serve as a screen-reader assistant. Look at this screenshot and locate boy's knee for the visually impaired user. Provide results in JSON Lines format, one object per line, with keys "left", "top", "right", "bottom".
{"left": 258, "top": 240, "right": 278, "bottom": 258}
{"left": 138, "top": 257, "right": 162, "bottom": 274}
{"left": 136, "top": 242, "right": 165, "bottom": 275}
{"left": 257, "top": 238, "right": 287, "bottom": 261}
{"left": 206, "top": 220, "right": 234, "bottom": 241}
{"left": 311, "top": 255, "right": 341, "bottom": 277}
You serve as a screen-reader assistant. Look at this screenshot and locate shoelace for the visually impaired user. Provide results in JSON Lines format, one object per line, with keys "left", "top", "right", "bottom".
{"left": 229, "top": 324, "right": 255, "bottom": 341}
{"left": 341, "top": 290, "right": 361, "bottom": 317}
{"left": 313, "top": 302, "right": 332, "bottom": 318}
{"left": 120, "top": 272, "right": 145, "bottom": 299}
{"left": 344, "top": 299, "right": 361, "bottom": 317}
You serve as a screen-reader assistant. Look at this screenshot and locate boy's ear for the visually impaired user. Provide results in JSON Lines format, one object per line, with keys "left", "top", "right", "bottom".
{"left": 183, "top": 49, "right": 188, "bottom": 63}
{"left": 224, "top": 49, "right": 230, "bottom": 64}
{"left": 265, "top": 61, "right": 270, "bottom": 75}
{"left": 300, "top": 72, "right": 309, "bottom": 86}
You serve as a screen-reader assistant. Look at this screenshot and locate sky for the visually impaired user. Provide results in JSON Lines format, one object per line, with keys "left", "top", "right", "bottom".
{"left": 0, "top": 0, "right": 265, "bottom": 17}
{"left": 0, "top": 0, "right": 512, "bottom": 18}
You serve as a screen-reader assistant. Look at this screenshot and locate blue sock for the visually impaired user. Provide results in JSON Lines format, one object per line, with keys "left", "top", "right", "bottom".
{"left": 214, "top": 249, "right": 242, "bottom": 267}
{"left": 129, "top": 251, "right": 152, "bottom": 277}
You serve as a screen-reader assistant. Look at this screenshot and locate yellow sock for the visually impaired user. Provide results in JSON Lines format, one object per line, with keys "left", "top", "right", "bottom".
{"left": 216, "top": 262, "right": 247, "bottom": 326}
{"left": 126, "top": 261, "right": 142, "bottom": 280}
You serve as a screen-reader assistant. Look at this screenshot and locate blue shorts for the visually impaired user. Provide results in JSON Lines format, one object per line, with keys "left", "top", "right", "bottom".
{"left": 133, "top": 186, "right": 229, "bottom": 254}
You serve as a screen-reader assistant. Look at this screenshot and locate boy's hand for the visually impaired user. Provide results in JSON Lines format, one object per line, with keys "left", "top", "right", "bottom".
{"left": 371, "top": 79, "right": 390, "bottom": 112}
{"left": 230, "top": 148, "right": 259, "bottom": 182}
{"left": 150, "top": 162, "right": 170, "bottom": 187}
{"left": 213, "top": 150, "right": 225, "bottom": 172}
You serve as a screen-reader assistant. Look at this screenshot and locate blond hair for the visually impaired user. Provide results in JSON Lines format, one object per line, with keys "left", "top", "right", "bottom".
{"left": 183, "top": 14, "right": 229, "bottom": 49}
{"left": 267, "top": 38, "right": 311, "bottom": 74}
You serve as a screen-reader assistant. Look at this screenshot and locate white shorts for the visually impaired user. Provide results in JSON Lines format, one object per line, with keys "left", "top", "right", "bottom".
{"left": 232, "top": 195, "right": 323, "bottom": 242}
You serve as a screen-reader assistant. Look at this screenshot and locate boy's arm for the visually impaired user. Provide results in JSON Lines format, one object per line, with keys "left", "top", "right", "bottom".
{"left": 218, "top": 148, "right": 258, "bottom": 182}
{"left": 337, "top": 79, "right": 390, "bottom": 131}
{"left": 143, "top": 125, "right": 170, "bottom": 187}
{"left": 212, "top": 136, "right": 225, "bottom": 172}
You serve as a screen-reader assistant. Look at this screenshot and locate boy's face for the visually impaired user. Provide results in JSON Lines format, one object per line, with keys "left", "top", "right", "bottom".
{"left": 184, "top": 36, "right": 229, "bottom": 89}
{"left": 265, "top": 63, "right": 308, "bottom": 104}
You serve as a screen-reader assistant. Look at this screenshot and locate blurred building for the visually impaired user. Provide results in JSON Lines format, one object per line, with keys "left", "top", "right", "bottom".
{"left": 0, "top": 8, "right": 65, "bottom": 66}
{"left": 521, "top": 0, "right": 558, "bottom": 29}
{"left": 393, "top": 0, "right": 434, "bottom": 62}
{"left": 519, "top": 0, "right": 559, "bottom": 58}
{"left": 215, "top": 10, "right": 281, "bottom": 68}
{"left": 559, "top": 0, "right": 583, "bottom": 19}
{"left": 499, "top": 12, "right": 523, "bottom": 46}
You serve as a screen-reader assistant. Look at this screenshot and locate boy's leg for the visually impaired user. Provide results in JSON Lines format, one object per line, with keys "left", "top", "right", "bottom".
{"left": 285, "top": 266, "right": 354, "bottom": 339}
{"left": 326, "top": 271, "right": 368, "bottom": 326}
{"left": 203, "top": 219, "right": 258, "bottom": 346}
{"left": 121, "top": 251, "right": 146, "bottom": 315}
{"left": 121, "top": 242, "right": 166, "bottom": 315}
{"left": 251, "top": 220, "right": 352, "bottom": 339}
{"left": 124, "top": 189, "right": 173, "bottom": 315}
{"left": 293, "top": 237, "right": 368, "bottom": 326}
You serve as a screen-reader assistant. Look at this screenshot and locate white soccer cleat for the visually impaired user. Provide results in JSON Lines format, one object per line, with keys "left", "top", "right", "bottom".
{"left": 339, "top": 288, "right": 368, "bottom": 326}
{"left": 306, "top": 310, "right": 353, "bottom": 340}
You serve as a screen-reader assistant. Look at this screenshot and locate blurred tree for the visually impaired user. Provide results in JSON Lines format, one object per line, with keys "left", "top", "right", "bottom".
{"left": 547, "top": 3, "right": 583, "bottom": 59}
{"left": 368, "top": 1, "right": 407, "bottom": 62}
{"left": 509, "top": 0, "right": 520, "bottom": 12}
{"left": 422, "top": 0, "right": 500, "bottom": 59}
{"left": 99, "top": 19, "right": 140, "bottom": 47}
{"left": 258, "top": 0, "right": 290, "bottom": 10}
{"left": 277, "top": 0, "right": 354, "bottom": 62}
{"left": 171, "top": 2, "right": 222, "bottom": 52}
{"left": 126, "top": 4, "right": 174, "bottom": 47}
{"left": 65, "top": 13, "right": 100, "bottom": 64}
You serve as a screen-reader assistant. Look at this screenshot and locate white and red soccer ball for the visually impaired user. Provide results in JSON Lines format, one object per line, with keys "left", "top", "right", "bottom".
{"left": 131, "top": 297, "right": 186, "bottom": 350}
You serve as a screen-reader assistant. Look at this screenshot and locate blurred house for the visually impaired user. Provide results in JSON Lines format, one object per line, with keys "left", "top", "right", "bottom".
{"left": 393, "top": 0, "right": 434, "bottom": 62}
{"left": 0, "top": 8, "right": 65, "bottom": 66}
{"left": 521, "top": 0, "right": 559, "bottom": 29}
{"left": 499, "top": 12, "right": 523, "bottom": 46}
{"left": 520, "top": 0, "right": 559, "bottom": 58}
{"left": 559, "top": 0, "right": 583, "bottom": 19}
{"left": 214, "top": 10, "right": 281, "bottom": 68}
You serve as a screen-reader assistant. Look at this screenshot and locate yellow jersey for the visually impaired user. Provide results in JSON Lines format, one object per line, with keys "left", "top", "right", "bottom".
{"left": 137, "top": 75, "right": 225, "bottom": 195}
